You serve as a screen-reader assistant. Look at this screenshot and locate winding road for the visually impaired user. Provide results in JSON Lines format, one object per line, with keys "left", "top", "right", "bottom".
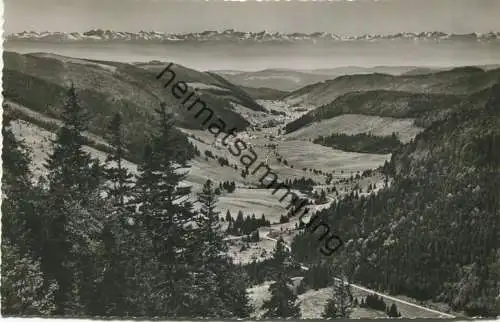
{"left": 222, "top": 190, "right": 456, "bottom": 319}
{"left": 261, "top": 232, "right": 456, "bottom": 319}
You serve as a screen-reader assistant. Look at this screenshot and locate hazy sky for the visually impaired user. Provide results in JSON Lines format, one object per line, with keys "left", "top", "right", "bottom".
{"left": 4, "top": 0, "right": 500, "bottom": 36}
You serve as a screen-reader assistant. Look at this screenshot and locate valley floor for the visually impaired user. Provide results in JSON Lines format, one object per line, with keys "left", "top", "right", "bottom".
{"left": 9, "top": 96, "right": 458, "bottom": 319}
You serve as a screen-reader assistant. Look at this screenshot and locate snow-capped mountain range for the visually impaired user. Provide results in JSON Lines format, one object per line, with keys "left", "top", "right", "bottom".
{"left": 7, "top": 29, "right": 500, "bottom": 43}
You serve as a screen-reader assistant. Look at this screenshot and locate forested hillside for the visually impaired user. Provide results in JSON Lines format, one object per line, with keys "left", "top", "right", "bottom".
{"left": 284, "top": 67, "right": 500, "bottom": 108}
{"left": 136, "top": 61, "right": 267, "bottom": 112}
{"left": 291, "top": 82, "right": 500, "bottom": 317}
{"left": 2, "top": 52, "right": 260, "bottom": 160}
{"left": 239, "top": 86, "right": 288, "bottom": 101}
{"left": 1, "top": 86, "right": 253, "bottom": 317}
{"left": 313, "top": 133, "right": 401, "bottom": 154}
{"left": 285, "top": 89, "right": 489, "bottom": 134}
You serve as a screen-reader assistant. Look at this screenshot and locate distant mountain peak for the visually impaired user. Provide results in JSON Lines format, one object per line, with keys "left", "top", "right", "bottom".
{"left": 7, "top": 29, "right": 500, "bottom": 43}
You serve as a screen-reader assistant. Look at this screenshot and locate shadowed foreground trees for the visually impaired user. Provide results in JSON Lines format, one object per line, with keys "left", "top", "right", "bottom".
{"left": 1, "top": 86, "right": 252, "bottom": 318}
{"left": 262, "top": 239, "right": 301, "bottom": 318}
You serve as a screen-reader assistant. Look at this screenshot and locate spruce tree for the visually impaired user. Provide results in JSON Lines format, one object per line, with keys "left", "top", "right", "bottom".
{"left": 1, "top": 241, "right": 57, "bottom": 315}
{"left": 234, "top": 210, "right": 244, "bottom": 235}
{"left": 104, "top": 113, "right": 133, "bottom": 208}
{"left": 1, "top": 112, "right": 32, "bottom": 196}
{"left": 45, "top": 84, "right": 101, "bottom": 202}
{"left": 93, "top": 113, "right": 134, "bottom": 315}
{"left": 192, "top": 180, "right": 253, "bottom": 317}
{"left": 323, "top": 278, "right": 353, "bottom": 319}
{"left": 1, "top": 112, "right": 34, "bottom": 246}
{"left": 1, "top": 111, "right": 57, "bottom": 315}
{"left": 133, "top": 103, "right": 194, "bottom": 258}
{"left": 262, "top": 273, "right": 301, "bottom": 318}
{"left": 225, "top": 210, "right": 232, "bottom": 222}
{"left": 42, "top": 84, "right": 104, "bottom": 314}
{"left": 271, "top": 237, "right": 289, "bottom": 267}
{"left": 260, "top": 214, "right": 266, "bottom": 226}
{"left": 216, "top": 263, "right": 253, "bottom": 318}
{"left": 195, "top": 179, "right": 227, "bottom": 263}
{"left": 131, "top": 102, "right": 195, "bottom": 316}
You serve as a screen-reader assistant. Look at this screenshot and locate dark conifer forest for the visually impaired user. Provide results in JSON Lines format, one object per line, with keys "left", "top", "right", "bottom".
{"left": 1, "top": 86, "right": 253, "bottom": 317}
{"left": 313, "top": 132, "right": 402, "bottom": 154}
{"left": 291, "top": 84, "right": 500, "bottom": 317}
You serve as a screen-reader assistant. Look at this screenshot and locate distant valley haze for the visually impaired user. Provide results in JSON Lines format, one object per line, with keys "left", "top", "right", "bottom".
{"left": 5, "top": 30, "right": 500, "bottom": 74}
{"left": 4, "top": 0, "right": 500, "bottom": 73}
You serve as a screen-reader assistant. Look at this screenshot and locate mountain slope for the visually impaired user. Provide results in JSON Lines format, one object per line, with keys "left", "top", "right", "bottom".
{"left": 285, "top": 67, "right": 500, "bottom": 108}
{"left": 215, "top": 67, "right": 438, "bottom": 92}
{"left": 135, "top": 61, "right": 266, "bottom": 112}
{"left": 284, "top": 90, "right": 486, "bottom": 134}
{"left": 3, "top": 51, "right": 262, "bottom": 158}
{"left": 239, "top": 86, "right": 289, "bottom": 101}
{"left": 285, "top": 115, "right": 423, "bottom": 144}
{"left": 214, "top": 69, "right": 334, "bottom": 92}
{"left": 291, "top": 83, "right": 500, "bottom": 317}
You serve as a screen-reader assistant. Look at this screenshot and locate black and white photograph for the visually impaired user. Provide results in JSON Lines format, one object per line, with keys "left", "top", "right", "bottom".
{"left": 1, "top": 0, "right": 499, "bottom": 319}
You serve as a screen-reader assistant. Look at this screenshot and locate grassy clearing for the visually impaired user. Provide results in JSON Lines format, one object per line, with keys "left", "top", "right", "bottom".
{"left": 248, "top": 281, "right": 400, "bottom": 319}
{"left": 286, "top": 114, "right": 424, "bottom": 144}
{"left": 12, "top": 119, "right": 304, "bottom": 224}
{"left": 10, "top": 120, "right": 137, "bottom": 180}
{"left": 218, "top": 188, "right": 290, "bottom": 223}
{"left": 7, "top": 100, "right": 113, "bottom": 149}
{"left": 227, "top": 238, "right": 276, "bottom": 265}
{"left": 276, "top": 140, "right": 390, "bottom": 174}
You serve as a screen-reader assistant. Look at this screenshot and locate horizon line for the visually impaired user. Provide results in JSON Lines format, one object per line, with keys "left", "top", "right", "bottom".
{"left": 8, "top": 29, "right": 500, "bottom": 36}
